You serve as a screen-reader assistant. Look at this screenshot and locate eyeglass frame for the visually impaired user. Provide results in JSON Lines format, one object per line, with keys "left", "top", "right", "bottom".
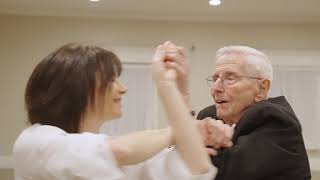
{"left": 206, "top": 73, "right": 262, "bottom": 87}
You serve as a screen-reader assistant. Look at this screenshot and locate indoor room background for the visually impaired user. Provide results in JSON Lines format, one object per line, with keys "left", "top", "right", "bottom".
{"left": 1, "top": 5, "right": 320, "bottom": 179}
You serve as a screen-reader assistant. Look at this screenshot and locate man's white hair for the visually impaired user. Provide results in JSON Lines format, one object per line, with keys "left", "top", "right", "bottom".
{"left": 216, "top": 46, "right": 273, "bottom": 82}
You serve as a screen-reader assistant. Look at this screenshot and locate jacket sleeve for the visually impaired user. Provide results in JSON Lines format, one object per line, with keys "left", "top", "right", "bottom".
{"left": 216, "top": 104, "right": 306, "bottom": 180}
{"left": 197, "top": 105, "right": 216, "bottom": 120}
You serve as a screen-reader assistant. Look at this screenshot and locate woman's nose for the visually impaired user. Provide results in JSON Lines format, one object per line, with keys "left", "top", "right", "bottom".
{"left": 118, "top": 81, "right": 127, "bottom": 94}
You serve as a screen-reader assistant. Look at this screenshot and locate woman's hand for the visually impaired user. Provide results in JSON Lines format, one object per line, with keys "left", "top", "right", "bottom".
{"left": 163, "top": 42, "right": 189, "bottom": 96}
{"left": 152, "top": 41, "right": 177, "bottom": 86}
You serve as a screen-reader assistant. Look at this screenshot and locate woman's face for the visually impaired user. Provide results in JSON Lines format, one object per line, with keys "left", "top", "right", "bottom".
{"left": 102, "top": 78, "right": 127, "bottom": 120}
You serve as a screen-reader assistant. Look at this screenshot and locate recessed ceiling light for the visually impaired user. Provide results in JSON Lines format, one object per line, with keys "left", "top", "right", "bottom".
{"left": 90, "top": 0, "right": 100, "bottom": 2}
{"left": 209, "top": 0, "right": 221, "bottom": 6}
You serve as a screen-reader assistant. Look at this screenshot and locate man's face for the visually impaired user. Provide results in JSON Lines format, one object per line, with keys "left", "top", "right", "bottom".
{"left": 211, "top": 54, "right": 260, "bottom": 125}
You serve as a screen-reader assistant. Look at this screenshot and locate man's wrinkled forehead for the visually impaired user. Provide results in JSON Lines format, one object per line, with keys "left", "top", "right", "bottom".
{"left": 213, "top": 53, "right": 248, "bottom": 74}
{"left": 216, "top": 52, "right": 247, "bottom": 64}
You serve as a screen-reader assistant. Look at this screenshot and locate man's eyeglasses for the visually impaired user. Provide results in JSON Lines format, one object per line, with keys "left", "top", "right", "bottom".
{"left": 206, "top": 73, "right": 261, "bottom": 87}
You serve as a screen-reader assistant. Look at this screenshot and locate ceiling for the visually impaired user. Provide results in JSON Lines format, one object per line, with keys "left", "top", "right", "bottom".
{"left": 0, "top": 0, "right": 320, "bottom": 23}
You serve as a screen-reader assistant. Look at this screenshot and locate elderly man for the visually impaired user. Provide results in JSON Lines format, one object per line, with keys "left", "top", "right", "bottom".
{"left": 165, "top": 42, "right": 311, "bottom": 180}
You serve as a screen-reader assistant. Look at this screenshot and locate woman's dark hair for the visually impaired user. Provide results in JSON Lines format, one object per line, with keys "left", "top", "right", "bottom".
{"left": 25, "top": 43, "right": 122, "bottom": 133}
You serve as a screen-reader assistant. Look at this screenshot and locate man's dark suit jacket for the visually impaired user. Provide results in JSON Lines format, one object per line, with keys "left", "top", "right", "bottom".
{"left": 197, "top": 96, "right": 311, "bottom": 180}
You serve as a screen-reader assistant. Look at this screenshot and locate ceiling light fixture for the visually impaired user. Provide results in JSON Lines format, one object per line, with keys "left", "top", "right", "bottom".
{"left": 209, "top": 0, "right": 222, "bottom": 6}
{"left": 90, "top": 0, "right": 100, "bottom": 2}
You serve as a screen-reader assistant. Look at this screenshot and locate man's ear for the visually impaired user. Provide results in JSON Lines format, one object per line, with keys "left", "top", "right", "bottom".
{"left": 255, "top": 79, "right": 271, "bottom": 102}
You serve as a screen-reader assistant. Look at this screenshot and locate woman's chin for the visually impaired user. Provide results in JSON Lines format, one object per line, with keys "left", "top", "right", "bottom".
{"left": 102, "top": 112, "right": 122, "bottom": 122}
{"left": 112, "top": 112, "right": 122, "bottom": 119}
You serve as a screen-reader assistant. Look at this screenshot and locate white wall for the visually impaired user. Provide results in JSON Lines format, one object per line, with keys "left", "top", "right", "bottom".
{"left": 1, "top": 14, "right": 320, "bottom": 158}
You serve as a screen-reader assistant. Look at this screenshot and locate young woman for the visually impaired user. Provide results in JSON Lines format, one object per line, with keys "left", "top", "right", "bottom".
{"left": 13, "top": 43, "right": 216, "bottom": 179}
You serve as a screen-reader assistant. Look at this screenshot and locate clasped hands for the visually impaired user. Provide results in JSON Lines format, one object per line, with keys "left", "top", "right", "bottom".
{"left": 196, "top": 118, "right": 235, "bottom": 155}
{"left": 152, "top": 41, "right": 235, "bottom": 156}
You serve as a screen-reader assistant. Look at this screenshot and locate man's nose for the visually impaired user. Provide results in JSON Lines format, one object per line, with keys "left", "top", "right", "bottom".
{"left": 212, "top": 78, "right": 224, "bottom": 92}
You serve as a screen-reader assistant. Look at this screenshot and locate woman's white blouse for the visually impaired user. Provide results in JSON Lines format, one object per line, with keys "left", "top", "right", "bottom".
{"left": 13, "top": 124, "right": 216, "bottom": 180}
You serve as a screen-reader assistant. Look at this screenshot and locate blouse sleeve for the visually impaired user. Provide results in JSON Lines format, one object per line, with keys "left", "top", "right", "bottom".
{"left": 12, "top": 125, "right": 126, "bottom": 180}
{"left": 42, "top": 131, "right": 125, "bottom": 180}
{"left": 122, "top": 147, "right": 217, "bottom": 180}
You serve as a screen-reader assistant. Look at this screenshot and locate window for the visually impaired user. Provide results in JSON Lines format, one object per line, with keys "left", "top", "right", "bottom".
{"left": 269, "top": 68, "right": 320, "bottom": 149}
{"left": 100, "top": 64, "right": 159, "bottom": 135}
{"left": 265, "top": 49, "right": 320, "bottom": 150}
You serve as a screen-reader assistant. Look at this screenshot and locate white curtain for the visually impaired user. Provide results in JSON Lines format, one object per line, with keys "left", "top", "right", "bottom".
{"left": 100, "top": 64, "right": 158, "bottom": 136}
{"left": 269, "top": 68, "right": 320, "bottom": 149}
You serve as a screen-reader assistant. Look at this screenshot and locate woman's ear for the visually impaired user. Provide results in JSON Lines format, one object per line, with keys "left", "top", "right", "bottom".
{"left": 255, "top": 79, "right": 271, "bottom": 102}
